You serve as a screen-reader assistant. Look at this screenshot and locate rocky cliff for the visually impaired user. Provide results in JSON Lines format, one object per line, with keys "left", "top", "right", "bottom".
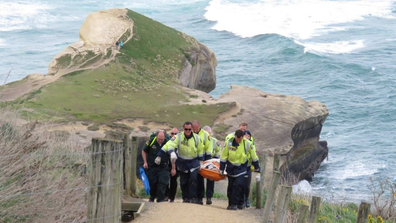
{"left": 214, "top": 85, "right": 329, "bottom": 182}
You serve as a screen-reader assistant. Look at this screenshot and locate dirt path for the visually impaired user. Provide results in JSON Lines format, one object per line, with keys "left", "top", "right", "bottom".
{"left": 0, "top": 24, "right": 132, "bottom": 102}
{"left": 131, "top": 198, "right": 263, "bottom": 223}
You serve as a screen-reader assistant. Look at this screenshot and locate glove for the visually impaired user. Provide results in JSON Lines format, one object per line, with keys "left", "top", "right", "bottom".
{"left": 219, "top": 170, "right": 224, "bottom": 176}
{"left": 154, "top": 156, "right": 161, "bottom": 165}
{"left": 170, "top": 152, "right": 177, "bottom": 163}
{"left": 254, "top": 166, "right": 261, "bottom": 173}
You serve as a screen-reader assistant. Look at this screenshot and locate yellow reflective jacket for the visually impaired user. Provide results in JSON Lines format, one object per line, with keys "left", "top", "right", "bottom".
{"left": 205, "top": 137, "right": 221, "bottom": 160}
{"left": 197, "top": 129, "right": 211, "bottom": 158}
{"left": 220, "top": 137, "right": 258, "bottom": 177}
{"left": 161, "top": 132, "right": 204, "bottom": 161}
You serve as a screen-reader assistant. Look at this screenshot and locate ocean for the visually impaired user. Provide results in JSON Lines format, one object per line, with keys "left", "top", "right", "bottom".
{"left": 1, "top": 0, "right": 395, "bottom": 202}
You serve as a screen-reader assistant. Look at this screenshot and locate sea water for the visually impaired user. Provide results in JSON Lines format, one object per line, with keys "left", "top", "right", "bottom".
{"left": 1, "top": 0, "right": 396, "bottom": 202}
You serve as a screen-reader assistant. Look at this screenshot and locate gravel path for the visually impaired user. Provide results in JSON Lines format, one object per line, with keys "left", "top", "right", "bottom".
{"left": 131, "top": 198, "right": 264, "bottom": 223}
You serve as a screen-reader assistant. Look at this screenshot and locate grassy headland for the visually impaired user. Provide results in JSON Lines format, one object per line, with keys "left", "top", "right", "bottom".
{"left": 0, "top": 9, "right": 231, "bottom": 129}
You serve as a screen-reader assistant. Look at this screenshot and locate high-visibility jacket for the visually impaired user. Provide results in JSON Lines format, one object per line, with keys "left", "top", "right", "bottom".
{"left": 159, "top": 132, "right": 204, "bottom": 172}
{"left": 205, "top": 137, "right": 221, "bottom": 160}
{"left": 225, "top": 132, "right": 255, "bottom": 145}
{"left": 196, "top": 129, "right": 211, "bottom": 159}
{"left": 220, "top": 137, "right": 259, "bottom": 177}
{"left": 247, "top": 140, "right": 259, "bottom": 167}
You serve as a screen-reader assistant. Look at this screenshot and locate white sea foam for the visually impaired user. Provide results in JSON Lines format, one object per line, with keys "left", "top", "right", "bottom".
{"left": 292, "top": 180, "right": 312, "bottom": 195}
{"left": 0, "top": 2, "right": 52, "bottom": 31}
{"left": 334, "top": 162, "right": 378, "bottom": 180}
{"left": 302, "top": 40, "right": 366, "bottom": 54}
{"left": 0, "top": 38, "right": 5, "bottom": 47}
{"left": 204, "top": 0, "right": 395, "bottom": 40}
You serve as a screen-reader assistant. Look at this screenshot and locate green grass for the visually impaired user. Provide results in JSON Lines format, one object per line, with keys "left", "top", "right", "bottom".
{"left": 56, "top": 54, "right": 72, "bottom": 69}
{"left": 0, "top": 9, "right": 231, "bottom": 130}
{"left": 121, "top": 10, "right": 191, "bottom": 71}
{"left": 213, "top": 123, "right": 233, "bottom": 141}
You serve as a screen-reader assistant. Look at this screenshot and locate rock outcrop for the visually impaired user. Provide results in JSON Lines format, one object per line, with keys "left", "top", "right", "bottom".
{"left": 215, "top": 85, "right": 329, "bottom": 182}
{"left": 47, "top": 9, "right": 133, "bottom": 75}
{"left": 179, "top": 42, "right": 217, "bottom": 93}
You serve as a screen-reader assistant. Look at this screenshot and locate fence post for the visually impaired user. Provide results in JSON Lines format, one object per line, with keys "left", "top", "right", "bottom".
{"left": 273, "top": 154, "right": 280, "bottom": 171}
{"left": 309, "top": 196, "right": 321, "bottom": 223}
{"left": 356, "top": 202, "right": 371, "bottom": 223}
{"left": 260, "top": 154, "right": 268, "bottom": 191}
{"left": 131, "top": 136, "right": 138, "bottom": 195}
{"left": 256, "top": 175, "right": 262, "bottom": 209}
{"left": 87, "top": 138, "right": 123, "bottom": 223}
{"left": 297, "top": 204, "right": 309, "bottom": 223}
{"left": 124, "top": 134, "right": 132, "bottom": 196}
{"left": 274, "top": 185, "right": 292, "bottom": 223}
{"left": 262, "top": 171, "right": 281, "bottom": 223}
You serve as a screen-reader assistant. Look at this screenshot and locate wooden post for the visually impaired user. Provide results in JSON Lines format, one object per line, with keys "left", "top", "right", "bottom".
{"left": 262, "top": 171, "right": 281, "bottom": 223}
{"left": 260, "top": 154, "right": 268, "bottom": 191}
{"left": 256, "top": 175, "right": 262, "bottom": 209}
{"left": 297, "top": 204, "right": 309, "bottom": 223}
{"left": 88, "top": 138, "right": 123, "bottom": 223}
{"left": 274, "top": 185, "right": 292, "bottom": 223}
{"left": 273, "top": 154, "right": 280, "bottom": 171}
{"left": 131, "top": 136, "right": 138, "bottom": 195}
{"left": 309, "top": 196, "right": 321, "bottom": 223}
{"left": 356, "top": 202, "right": 371, "bottom": 223}
{"left": 124, "top": 134, "right": 132, "bottom": 196}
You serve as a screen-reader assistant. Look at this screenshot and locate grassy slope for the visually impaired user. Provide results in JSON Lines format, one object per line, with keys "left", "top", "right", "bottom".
{"left": 3, "top": 9, "right": 232, "bottom": 127}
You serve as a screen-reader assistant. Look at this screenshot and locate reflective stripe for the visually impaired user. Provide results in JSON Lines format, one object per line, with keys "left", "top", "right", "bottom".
{"left": 195, "top": 134, "right": 199, "bottom": 147}
{"left": 150, "top": 136, "right": 157, "bottom": 147}
{"left": 190, "top": 166, "right": 200, "bottom": 172}
{"left": 178, "top": 155, "right": 196, "bottom": 160}
{"left": 178, "top": 133, "right": 181, "bottom": 152}
{"left": 228, "top": 171, "right": 247, "bottom": 178}
{"left": 203, "top": 132, "right": 207, "bottom": 144}
{"left": 245, "top": 141, "right": 250, "bottom": 155}
{"left": 220, "top": 159, "right": 227, "bottom": 163}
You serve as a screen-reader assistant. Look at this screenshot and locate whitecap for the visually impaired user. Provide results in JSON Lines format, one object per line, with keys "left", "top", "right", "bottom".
{"left": 333, "top": 162, "right": 378, "bottom": 180}
{"left": 0, "top": 2, "right": 52, "bottom": 32}
{"left": 204, "top": 0, "right": 395, "bottom": 40}
{"left": 292, "top": 180, "right": 312, "bottom": 195}
{"left": 302, "top": 40, "right": 365, "bottom": 54}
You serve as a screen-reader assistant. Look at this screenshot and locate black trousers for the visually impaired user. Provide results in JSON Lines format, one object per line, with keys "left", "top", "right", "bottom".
{"left": 206, "top": 179, "right": 215, "bottom": 198}
{"left": 197, "top": 174, "right": 205, "bottom": 200}
{"left": 165, "top": 172, "right": 179, "bottom": 201}
{"left": 179, "top": 169, "right": 198, "bottom": 201}
{"left": 227, "top": 175, "right": 245, "bottom": 206}
{"left": 244, "top": 168, "right": 252, "bottom": 200}
{"left": 146, "top": 167, "right": 169, "bottom": 202}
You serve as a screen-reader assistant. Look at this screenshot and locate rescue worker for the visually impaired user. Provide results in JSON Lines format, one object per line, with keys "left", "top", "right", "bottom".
{"left": 156, "top": 121, "right": 204, "bottom": 204}
{"left": 165, "top": 127, "right": 179, "bottom": 202}
{"left": 202, "top": 125, "right": 221, "bottom": 205}
{"left": 243, "top": 130, "right": 257, "bottom": 208}
{"left": 192, "top": 120, "right": 211, "bottom": 205}
{"left": 142, "top": 130, "right": 170, "bottom": 202}
{"left": 220, "top": 129, "right": 260, "bottom": 210}
{"left": 225, "top": 122, "right": 255, "bottom": 144}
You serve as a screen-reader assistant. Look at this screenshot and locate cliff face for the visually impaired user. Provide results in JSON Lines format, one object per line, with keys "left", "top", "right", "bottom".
{"left": 215, "top": 85, "right": 329, "bottom": 182}
{"left": 179, "top": 42, "right": 217, "bottom": 93}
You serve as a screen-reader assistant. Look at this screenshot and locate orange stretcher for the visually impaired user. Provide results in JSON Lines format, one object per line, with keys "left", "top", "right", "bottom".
{"left": 198, "top": 159, "right": 226, "bottom": 181}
